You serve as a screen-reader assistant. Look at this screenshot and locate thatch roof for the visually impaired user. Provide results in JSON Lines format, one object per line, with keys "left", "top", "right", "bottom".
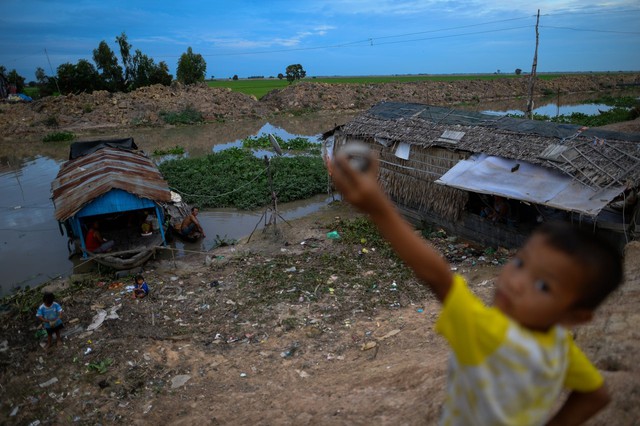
{"left": 341, "top": 102, "right": 640, "bottom": 189}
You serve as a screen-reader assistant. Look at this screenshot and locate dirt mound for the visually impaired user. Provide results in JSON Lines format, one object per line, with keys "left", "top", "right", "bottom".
{"left": 1, "top": 73, "right": 639, "bottom": 139}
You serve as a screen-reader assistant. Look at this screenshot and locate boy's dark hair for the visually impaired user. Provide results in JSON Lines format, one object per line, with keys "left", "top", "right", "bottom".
{"left": 135, "top": 274, "right": 144, "bottom": 283}
{"left": 534, "top": 221, "right": 623, "bottom": 310}
{"left": 43, "top": 292, "right": 55, "bottom": 304}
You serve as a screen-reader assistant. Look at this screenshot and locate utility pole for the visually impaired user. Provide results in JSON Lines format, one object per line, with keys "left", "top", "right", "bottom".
{"left": 44, "top": 48, "right": 62, "bottom": 95}
{"left": 525, "top": 9, "right": 540, "bottom": 120}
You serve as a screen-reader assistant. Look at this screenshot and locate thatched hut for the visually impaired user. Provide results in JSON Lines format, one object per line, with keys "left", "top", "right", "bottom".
{"left": 327, "top": 102, "right": 640, "bottom": 250}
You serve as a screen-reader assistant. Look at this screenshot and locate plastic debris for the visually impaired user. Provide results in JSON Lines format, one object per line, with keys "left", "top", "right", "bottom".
{"left": 390, "top": 281, "right": 398, "bottom": 291}
{"left": 240, "top": 373, "right": 247, "bottom": 378}
{"left": 10, "top": 406, "right": 19, "bottom": 416}
{"left": 280, "top": 342, "right": 300, "bottom": 358}
{"left": 377, "top": 329, "right": 401, "bottom": 341}
{"left": 170, "top": 374, "right": 191, "bottom": 389}
{"left": 39, "top": 377, "right": 59, "bottom": 388}
{"left": 84, "top": 348, "right": 92, "bottom": 355}
{"left": 284, "top": 266, "right": 297, "bottom": 273}
{"left": 417, "top": 308, "right": 424, "bottom": 313}
{"left": 326, "top": 231, "right": 340, "bottom": 239}
{"left": 86, "top": 304, "right": 121, "bottom": 331}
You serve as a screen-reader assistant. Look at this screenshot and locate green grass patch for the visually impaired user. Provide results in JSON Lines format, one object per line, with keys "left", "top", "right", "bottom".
{"left": 152, "top": 145, "right": 185, "bottom": 156}
{"left": 43, "top": 131, "right": 75, "bottom": 142}
{"left": 159, "top": 147, "right": 327, "bottom": 210}
{"left": 159, "top": 106, "right": 204, "bottom": 125}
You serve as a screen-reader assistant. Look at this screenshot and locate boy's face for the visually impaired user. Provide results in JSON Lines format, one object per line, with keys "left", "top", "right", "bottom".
{"left": 493, "top": 234, "right": 589, "bottom": 332}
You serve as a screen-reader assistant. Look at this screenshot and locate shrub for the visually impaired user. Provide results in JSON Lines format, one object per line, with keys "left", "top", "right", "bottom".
{"left": 43, "top": 132, "right": 75, "bottom": 142}
{"left": 159, "top": 107, "right": 204, "bottom": 125}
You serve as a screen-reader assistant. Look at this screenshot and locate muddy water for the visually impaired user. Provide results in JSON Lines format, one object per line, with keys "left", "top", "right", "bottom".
{"left": 1, "top": 93, "right": 635, "bottom": 296}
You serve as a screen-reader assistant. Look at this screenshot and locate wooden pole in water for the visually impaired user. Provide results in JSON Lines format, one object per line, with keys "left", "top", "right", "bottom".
{"left": 525, "top": 9, "right": 540, "bottom": 120}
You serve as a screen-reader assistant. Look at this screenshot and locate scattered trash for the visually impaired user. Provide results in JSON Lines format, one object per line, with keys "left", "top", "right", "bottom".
{"left": 390, "top": 281, "right": 398, "bottom": 291}
{"left": 296, "top": 369, "right": 310, "bottom": 378}
{"left": 417, "top": 308, "right": 424, "bottom": 313}
{"left": 240, "top": 373, "right": 247, "bottom": 378}
{"left": 0, "top": 340, "right": 8, "bottom": 352}
{"left": 10, "top": 406, "right": 19, "bottom": 416}
{"left": 361, "top": 341, "right": 377, "bottom": 351}
{"left": 39, "top": 377, "right": 59, "bottom": 388}
{"left": 326, "top": 231, "right": 340, "bottom": 239}
{"left": 84, "top": 348, "right": 92, "bottom": 355}
{"left": 143, "top": 404, "right": 153, "bottom": 414}
{"left": 170, "top": 374, "right": 191, "bottom": 389}
{"left": 209, "top": 280, "right": 219, "bottom": 288}
{"left": 284, "top": 266, "right": 297, "bottom": 273}
{"left": 86, "top": 304, "right": 122, "bottom": 331}
{"left": 328, "top": 288, "right": 335, "bottom": 295}
{"left": 34, "top": 329, "right": 47, "bottom": 339}
{"left": 360, "top": 248, "right": 369, "bottom": 254}
{"left": 376, "top": 329, "right": 401, "bottom": 341}
{"left": 28, "top": 420, "right": 41, "bottom": 426}
{"left": 280, "top": 342, "right": 300, "bottom": 358}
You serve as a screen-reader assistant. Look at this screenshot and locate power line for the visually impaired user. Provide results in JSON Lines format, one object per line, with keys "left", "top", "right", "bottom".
{"left": 541, "top": 25, "right": 640, "bottom": 35}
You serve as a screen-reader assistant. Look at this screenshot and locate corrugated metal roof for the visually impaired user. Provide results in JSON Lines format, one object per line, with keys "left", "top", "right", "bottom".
{"left": 51, "top": 147, "right": 172, "bottom": 221}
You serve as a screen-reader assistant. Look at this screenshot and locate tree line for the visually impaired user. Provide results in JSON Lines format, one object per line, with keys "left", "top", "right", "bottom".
{"left": 1, "top": 34, "right": 308, "bottom": 99}
{"left": 1, "top": 32, "right": 207, "bottom": 97}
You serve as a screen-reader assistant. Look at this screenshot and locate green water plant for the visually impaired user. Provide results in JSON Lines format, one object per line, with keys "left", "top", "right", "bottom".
{"left": 43, "top": 131, "right": 75, "bottom": 142}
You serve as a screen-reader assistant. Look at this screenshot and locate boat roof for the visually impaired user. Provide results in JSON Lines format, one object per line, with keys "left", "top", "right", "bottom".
{"left": 51, "top": 143, "right": 172, "bottom": 222}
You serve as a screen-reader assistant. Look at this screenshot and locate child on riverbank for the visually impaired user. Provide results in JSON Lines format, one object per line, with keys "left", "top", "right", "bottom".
{"left": 36, "top": 292, "right": 64, "bottom": 349}
{"left": 132, "top": 274, "right": 149, "bottom": 299}
{"left": 329, "top": 150, "right": 623, "bottom": 425}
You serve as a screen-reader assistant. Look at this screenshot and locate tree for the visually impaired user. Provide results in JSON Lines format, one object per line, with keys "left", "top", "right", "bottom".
{"left": 176, "top": 47, "right": 206, "bottom": 85}
{"left": 232, "top": 75, "right": 238, "bottom": 80}
{"left": 34, "top": 66, "right": 56, "bottom": 97}
{"left": 93, "top": 40, "right": 124, "bottom": 92}
{"left": 116, "top": 32, "right": 134, "bottom": 89}
{"left": 515, "top": 68, "right": 522, "bottom": 75}
{"left": 150, "top": 61, "right": 173, "bottom": 86}
{"left": 6, "top": 69, "right": 26, "bottom": 93}
{"left": 277, "top": 73, "right": 284, "bottom": 80}
{"left": 285, "top": 64, "right": 306, "bottom": 84}
{"left": 56, "top": 60, "right": 100, "bottom": 94}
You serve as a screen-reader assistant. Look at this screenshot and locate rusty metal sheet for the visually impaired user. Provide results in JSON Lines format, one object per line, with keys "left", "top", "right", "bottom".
{"left": 51, "top": 147, "right": 172, "bottom": 221}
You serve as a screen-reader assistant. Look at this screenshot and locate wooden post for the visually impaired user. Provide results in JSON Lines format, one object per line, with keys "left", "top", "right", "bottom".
{"left": 525, "top": 9, "right": 540, "bottom": 120}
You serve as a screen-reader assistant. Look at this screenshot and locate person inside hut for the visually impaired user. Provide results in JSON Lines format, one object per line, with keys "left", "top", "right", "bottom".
{"left": 140, "top": 211, "right": 154, "bottom": 236}
{"left": 178, "top": 207, "right": 206, "bottom": 238}
{"left": 85, "top": 221, "right": 115, "bottom": 253}
{"left": 481, "top": 195, "right": 510, "bottom": 224}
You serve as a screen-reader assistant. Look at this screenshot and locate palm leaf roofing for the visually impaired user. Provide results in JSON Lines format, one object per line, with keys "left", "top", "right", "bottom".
{"left": 341, "top": 102, "right": 640, "bottom": 189}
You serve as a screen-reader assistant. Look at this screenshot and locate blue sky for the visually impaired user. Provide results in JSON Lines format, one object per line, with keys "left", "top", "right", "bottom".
{"left": 1, "top": 0, "right": 639, "bottom": 81}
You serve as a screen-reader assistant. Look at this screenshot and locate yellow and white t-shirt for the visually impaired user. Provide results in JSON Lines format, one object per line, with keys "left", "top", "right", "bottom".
{"left": 435, "top": 275, "right": 603, "bottom": 426}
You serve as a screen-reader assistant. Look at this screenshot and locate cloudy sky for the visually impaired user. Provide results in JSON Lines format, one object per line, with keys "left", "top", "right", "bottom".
{"left": 1, "top": 0, "right": 638, "bottom": 81}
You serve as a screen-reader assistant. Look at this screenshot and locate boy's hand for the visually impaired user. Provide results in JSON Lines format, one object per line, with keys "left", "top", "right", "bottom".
{"left": 330, "top": 151, "right": 386, "bottom": 215}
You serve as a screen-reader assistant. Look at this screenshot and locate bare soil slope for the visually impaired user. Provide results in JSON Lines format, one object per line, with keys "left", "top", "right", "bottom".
{"left": 1, "top": 73, "right": 639, "bottom": 139}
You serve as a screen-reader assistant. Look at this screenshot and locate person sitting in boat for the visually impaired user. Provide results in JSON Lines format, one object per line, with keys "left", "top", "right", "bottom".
{"left": 85, "top": 221, "right": 115, "bottom": 253}
{"left": 179, "top": 207, "right": 206, "bottom": 238}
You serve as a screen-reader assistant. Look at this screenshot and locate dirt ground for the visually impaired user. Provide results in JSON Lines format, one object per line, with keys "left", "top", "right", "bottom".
{"left": 0, "top": 201, "right": 639, "bottom": 425}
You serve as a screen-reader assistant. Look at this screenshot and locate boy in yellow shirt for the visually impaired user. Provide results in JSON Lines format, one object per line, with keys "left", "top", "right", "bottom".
{"left": 329, "top": 150, "right": 622, "bottom": 425}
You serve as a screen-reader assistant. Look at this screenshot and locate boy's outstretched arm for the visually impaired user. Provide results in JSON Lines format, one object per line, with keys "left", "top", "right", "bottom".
{"left": 330, "top": 153, "right": 453, "bottom": 302}
{"left": 546, "top": 386, "right": 610, "bottom": 426}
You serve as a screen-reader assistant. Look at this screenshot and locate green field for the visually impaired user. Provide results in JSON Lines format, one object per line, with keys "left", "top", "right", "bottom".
{"left": 207, "top": 74, "right": 569, "bottom": 99}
